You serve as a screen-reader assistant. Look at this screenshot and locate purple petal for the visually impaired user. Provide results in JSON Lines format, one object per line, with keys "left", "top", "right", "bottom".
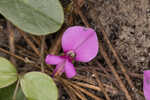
{"left": 62, "top": 26, "right": 98, "bottom": 62}
{"left": 52, "top": 61, "right": 65, "bottom": 77}
{"left": 144, "top": 70, "right": 150, "bottom": 100}
{"left": 64, "top": 60, "right": 76, "bottom": 78}
{"left": 45, "top": 55, "right": 64, "bottom": 65}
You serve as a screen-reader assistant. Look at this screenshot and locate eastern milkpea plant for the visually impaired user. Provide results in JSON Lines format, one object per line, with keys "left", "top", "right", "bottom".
{"left": 0, "top": 26, "right": 98, "bottom": 100}
{"left": 0, "top": 0, "right": 148, "bottom": 99}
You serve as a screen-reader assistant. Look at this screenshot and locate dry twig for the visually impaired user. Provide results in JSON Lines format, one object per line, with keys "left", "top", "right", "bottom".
{"left": 62, "top": 78, "right": 104, "bottom": 100}
{"left": 7, "top": 21, "right": 16, "bottom": 65}
{"left": 19, "top": 29, "right": 40, "bottom": 56}
{"left": 96, "top": 16, "right": 137, "bottom": 95}
{"left": 93, "top": 70, "right": 111, "bottom": 100}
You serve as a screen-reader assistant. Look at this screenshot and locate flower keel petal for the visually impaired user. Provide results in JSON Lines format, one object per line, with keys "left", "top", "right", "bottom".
{"left": 64, "top": 60, "right": 76, "bottom": 78}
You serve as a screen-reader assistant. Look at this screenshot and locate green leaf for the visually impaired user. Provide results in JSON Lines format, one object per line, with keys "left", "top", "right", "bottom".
{"left": 20, "top": 72, "right": 58, "bottom": 100}
{"left": 0, "top": 57, "right": 18, "bottom": 88}
{"left": 0, "top": 0, "right": 64, "bottom": 35}
{"left": 0, "top": 82, "right": 26, "bottom": 100}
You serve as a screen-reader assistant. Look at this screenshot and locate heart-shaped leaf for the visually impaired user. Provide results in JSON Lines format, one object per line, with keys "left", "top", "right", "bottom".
{"left": 0, "top": 82, "right": 26, "bottom": 100}
{"left": 0, "top": 0, "right": 64, "bottom": 35}
{"left": 0, "top": 57, "right": 18, "bottom": 88}
{"left": 20, "top": 72, "right": 58, "bottom": 100}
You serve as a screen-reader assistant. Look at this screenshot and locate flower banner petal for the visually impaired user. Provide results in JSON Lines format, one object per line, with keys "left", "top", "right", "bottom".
{"left": 45, "top": 55, "right": 64, "bottom": 65}
{"left": 75, "top": 30, "right": 98, "bottom": 62}
{"left": 62, "top": 26, "right": 98, "bottom": 62}
{"left": 144, "top": 70, "right": 150, "bottom": 100}
{"left": 64, "top": 60, "right": 76, "bottom": 78}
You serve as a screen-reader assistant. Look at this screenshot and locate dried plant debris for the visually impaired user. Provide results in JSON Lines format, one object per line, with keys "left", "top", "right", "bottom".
{"left": 88, "top": 0, "right": 150, "bottom": 71}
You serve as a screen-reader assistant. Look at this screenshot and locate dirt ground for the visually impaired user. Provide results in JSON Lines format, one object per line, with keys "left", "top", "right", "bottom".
{"left": 0, "top": 0, "right": 149, "bottom": 100}
{"left": 87, "top": 0, "right": 150, "bottom": 71}
{"left": 85, "top": 0, "right": 149, "bottom": 99}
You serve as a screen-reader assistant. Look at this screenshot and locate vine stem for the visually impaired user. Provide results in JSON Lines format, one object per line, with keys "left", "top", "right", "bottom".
{"left": 7, "top": 21, "right": 16, "bottom": 65}
{"left": 12, "top": 80, "right": 20, "bottom": 100}
{"left": 40, "top": 36, "right": 45, "bottom": 73}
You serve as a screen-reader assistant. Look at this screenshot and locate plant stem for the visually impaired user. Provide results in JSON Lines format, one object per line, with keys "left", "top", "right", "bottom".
{"left": 40, "top": 36, "right": 45, "bottom": 73}
{"left": 12, "top": 80, "right": 20, "bottom": 100}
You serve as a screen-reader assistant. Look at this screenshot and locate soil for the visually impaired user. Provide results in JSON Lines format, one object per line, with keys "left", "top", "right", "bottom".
{"left": 85, "top": 0, "right": 150, "bottom": 99}
{"left": 0, "top": 0, "right": 149, "bottom": 100}
{"left": 87, "top": 0, "right": 150, "bottom": 70}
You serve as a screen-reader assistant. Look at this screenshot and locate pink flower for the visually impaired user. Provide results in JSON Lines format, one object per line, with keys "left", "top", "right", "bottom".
{"left": 144, "top": 70, "right": 150, "bottom": 100}
{"left": 45, "top": 26, "right": 98, "bottom": 78}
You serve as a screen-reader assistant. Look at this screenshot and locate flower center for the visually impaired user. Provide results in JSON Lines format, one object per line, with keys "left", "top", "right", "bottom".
{"left": 66, "top": 50, "right": 76, "bottom": 60}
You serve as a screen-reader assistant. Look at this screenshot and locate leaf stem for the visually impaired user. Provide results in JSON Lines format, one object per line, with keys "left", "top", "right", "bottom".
{"left": 12, "top": 80, "right": 20, "bottom": 100}
{"left": 40, "top": 36, "right": 45, "bottom": 73}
